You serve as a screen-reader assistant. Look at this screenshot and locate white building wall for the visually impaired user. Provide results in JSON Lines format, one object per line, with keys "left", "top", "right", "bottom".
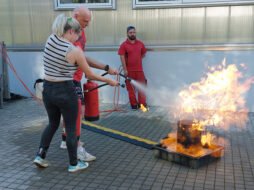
{"left": 7, "top": 50, "right": 254, "bottom": 111}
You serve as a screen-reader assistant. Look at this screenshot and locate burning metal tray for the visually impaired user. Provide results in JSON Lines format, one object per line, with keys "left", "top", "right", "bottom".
{"left": 154, "top": 141, "right": 224, "bottom": 169}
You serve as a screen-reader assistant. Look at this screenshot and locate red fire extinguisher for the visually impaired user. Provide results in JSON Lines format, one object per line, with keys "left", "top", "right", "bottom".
{"left": 83, "top": 80, "right": 99, "bottom": 121}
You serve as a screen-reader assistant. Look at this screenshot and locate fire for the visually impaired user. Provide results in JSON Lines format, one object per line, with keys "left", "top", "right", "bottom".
{"left": 140, "top": 104, "right": 149, "bottom": 112}
{"left": 201, "top": 132, "right": 215, "bottom": 147}
{"left": 161, "top": 131, "right": 221, "bottom": 158}
{"left": 162, "top": 59, "right": 254, "bottom": 158}
{"left": 176, "top": 58, "right": 254, "bottom": 130}
{"left": 191, "top": 120, "right": 204, "bottom": 131}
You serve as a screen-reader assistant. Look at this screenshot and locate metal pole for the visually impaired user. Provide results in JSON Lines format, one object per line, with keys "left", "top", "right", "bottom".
{"left": 2, "top": 42, "right": 10, "bottom": 100}
{"left": 0, "top": 42, "right": 4, "bottom": 108}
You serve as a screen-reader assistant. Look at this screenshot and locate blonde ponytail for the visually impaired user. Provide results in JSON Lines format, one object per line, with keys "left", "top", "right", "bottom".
{"left": 52, "top": 14, "right": 82, "bottom": 37}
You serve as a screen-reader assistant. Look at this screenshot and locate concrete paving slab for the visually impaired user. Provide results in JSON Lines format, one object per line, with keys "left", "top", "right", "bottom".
{"left": 0, "top": 98, "right": 254, "bottom": 189}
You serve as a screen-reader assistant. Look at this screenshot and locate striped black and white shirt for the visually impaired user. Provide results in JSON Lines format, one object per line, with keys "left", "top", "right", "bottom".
{"left": 43, "top": 34, "right": 78, "bottom": 81}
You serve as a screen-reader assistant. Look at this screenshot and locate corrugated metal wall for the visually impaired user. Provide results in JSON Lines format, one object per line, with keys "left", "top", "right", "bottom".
{"left": 0, "top": 0, "right": 254, "bottom": 47}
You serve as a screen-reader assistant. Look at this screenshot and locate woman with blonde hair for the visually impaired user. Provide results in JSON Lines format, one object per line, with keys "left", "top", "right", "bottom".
{"left": 33, "top": 14, "right": 118, "bottom": 172}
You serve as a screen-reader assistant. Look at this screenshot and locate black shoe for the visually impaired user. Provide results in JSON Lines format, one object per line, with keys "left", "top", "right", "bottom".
{"left": 131, "top": 105, "right": 138, "bottom": 110}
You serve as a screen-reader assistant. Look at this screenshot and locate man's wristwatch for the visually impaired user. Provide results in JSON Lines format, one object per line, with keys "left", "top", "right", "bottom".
{"left": 104, "top": 64, "right": 109, "bottom": 71}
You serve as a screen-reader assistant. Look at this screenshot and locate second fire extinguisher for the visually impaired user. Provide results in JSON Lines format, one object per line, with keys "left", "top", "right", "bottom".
{"left": 83, "top": 80, "right": 99, "bottom": 121}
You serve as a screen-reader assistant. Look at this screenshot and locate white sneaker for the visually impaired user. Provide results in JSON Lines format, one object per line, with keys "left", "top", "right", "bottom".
{"left": 78, "top": 149, "right": 96, "bottom": 162}
{"left": 60, "top": 141, "right": 67, "bottom": 149}
{"left": 84, "top": 151, "right": 96, "bottom": 161}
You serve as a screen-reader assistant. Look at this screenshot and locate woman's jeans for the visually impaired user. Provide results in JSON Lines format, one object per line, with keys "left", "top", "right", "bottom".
{"left": 37, "top": 80, "right": 79, "bottom": 166}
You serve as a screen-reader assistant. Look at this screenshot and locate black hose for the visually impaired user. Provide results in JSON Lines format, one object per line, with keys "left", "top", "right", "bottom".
{"left": 101, "top": 72, "right": 108, "bottom": 76}
{"left": 84, "top": 72, "right": 128, "bottom": 92}
{"left": 84, "top": 83, "right": 108, "bottom": 92}
{"left": 119, "top": 73, "right": 132, "bottom": 82}
{"left": 102, "top": 72, "right": 132, "bottom": 82}
{"left": 84, "top": 83, "right": 125, "bottom": 93}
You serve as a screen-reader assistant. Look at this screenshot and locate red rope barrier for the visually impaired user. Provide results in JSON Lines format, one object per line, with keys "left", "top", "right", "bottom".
{"left": 0, "top": 42, "right": 44, "bottom": 107}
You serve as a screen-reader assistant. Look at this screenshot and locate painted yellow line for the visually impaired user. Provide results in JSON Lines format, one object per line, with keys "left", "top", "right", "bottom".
{"left": 82, "top": 120, "right": 157, "bottom": 145}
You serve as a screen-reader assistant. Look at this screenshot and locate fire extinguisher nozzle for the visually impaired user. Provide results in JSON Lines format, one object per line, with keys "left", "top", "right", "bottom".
{"left": 119, "top": 73, "right": 132, "bottom": 82}
{"left": 118, "top": 83, "right": 125, "bottom": 88}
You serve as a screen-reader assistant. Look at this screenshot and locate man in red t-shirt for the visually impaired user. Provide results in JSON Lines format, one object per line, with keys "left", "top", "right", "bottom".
{"left": 118, "top": 26, "right": 147, "bottom": 110}
{"left": 61, "top": 6, "right": 118, "bottom": 161}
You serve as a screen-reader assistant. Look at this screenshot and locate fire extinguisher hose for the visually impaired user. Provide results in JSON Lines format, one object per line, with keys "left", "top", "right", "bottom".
{"left": 84, "top": 83, "right": 108, "bottom": 92}
{"left": 84, "top": 82, "right": 125, "bottom": 93}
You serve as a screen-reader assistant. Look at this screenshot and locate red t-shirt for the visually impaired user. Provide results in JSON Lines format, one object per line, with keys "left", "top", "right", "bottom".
{"left": 118, "top": 39, "right": 146, "bottom": 72}
{"left": 73, "top": 30, "right": 86, "bottom": 82}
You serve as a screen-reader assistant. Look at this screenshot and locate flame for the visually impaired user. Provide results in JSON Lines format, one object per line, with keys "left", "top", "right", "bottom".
{"left": 201, "top": 132, "right": 215, "bottom": 147}
{"left": 175, "top": 58, "right": 254, "bottom": 130}
{"left": 161, "top": 128, "right": 225, "bottom": 158}
{"left": 161, "top": 131, "right": 223, "bottom": 158}
{"left": 192, "top": 120, "right": 204, "bottom": 131}
{"left": 140, "top": 104, "right": 149, "bottom": 112}
{"left": 161, "top": 59, "right": 253, "bottom": 158}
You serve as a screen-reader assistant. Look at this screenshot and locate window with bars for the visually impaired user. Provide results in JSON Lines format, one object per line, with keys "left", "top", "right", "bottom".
{"left": 55, "top": 0, "right": 115, "bottom": 10}
{"left": 133, "top": 0, "right": 254, "bottom": 8}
